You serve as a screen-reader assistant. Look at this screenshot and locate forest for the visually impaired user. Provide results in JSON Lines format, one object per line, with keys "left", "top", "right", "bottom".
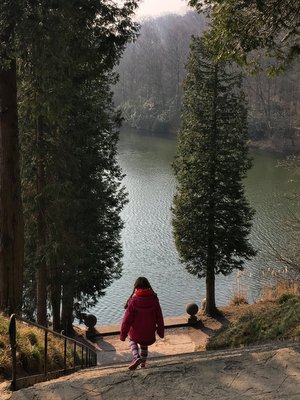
{"left": 114, "top": 11, "right": 300, "bottom": 151}
{"left": 0, "top": 0, "right": 139, "bottom": 334}
{"left": 0, "top": 0, "right": 299, "bottom": 334}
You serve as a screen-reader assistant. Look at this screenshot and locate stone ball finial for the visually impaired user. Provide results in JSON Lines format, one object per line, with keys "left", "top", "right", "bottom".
{"left": 186, "top": 303, "right": 199, "bottom": 325}
{"left": 84, "top": 314, "right": 97, "bottom": 329}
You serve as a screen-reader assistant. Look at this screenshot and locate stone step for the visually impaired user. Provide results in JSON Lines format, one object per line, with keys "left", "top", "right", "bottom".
{"left": 96, "top": 339, "right": 300, "bottom": 369}
{"left": 8, "top": 341, "right": 300, "bottom": 400}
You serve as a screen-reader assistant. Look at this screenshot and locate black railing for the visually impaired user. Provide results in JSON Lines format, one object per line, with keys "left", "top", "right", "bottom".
{"left": 9, "top": 314, "right": 97, "bottom": 391}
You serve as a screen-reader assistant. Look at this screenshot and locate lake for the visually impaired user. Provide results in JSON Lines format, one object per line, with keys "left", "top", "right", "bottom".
{"left": 91, "top": 129, "right": 299, "bottom": 325}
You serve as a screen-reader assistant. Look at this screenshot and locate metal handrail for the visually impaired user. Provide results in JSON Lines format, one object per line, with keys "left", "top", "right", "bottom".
{"left": 9, "top": 314, "right": 98, "bottom": 391}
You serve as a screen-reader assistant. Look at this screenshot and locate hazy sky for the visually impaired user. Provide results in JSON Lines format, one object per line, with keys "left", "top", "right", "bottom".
{"left": 135, "top": 0, "right": 190, "bottom": 19}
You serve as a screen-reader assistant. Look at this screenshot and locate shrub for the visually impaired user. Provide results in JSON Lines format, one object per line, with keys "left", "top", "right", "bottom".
{"left": 278, "top": 293, "right": 295, "bottom": 304}
{"left": 230, "top": 292, "right": 249, "bottom": 306}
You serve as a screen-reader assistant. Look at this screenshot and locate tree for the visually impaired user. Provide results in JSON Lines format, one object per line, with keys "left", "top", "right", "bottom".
{"left": 189, "top": 0, "right": 300, "bottom": 72}
{"left": 172, "top": 36, "right": 256, "bottom": 315}
{"left": 19, "top": 0, "right": 138, "bottom": 331}
{"left": 0, "top": 1, "right": 24, "bottom": 314}
{"left": 52, "top": 78, "right": 129, "bottom": 334}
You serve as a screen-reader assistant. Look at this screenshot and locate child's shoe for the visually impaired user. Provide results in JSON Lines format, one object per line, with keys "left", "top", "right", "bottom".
{"left": 128, "top": 356, "right": 142, "bottom": 370}
{"left": 139, "top": 361, "right": 146, "bottom": 369}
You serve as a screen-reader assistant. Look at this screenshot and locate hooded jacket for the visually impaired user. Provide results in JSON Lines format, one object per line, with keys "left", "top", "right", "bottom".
{"left": 120, "top": 288, "right": 164, "bottom": 346}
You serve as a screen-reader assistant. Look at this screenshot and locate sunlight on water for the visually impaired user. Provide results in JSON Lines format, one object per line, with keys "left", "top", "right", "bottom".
{"left": 90, "top": 129, "right": 299, "bottom": 325}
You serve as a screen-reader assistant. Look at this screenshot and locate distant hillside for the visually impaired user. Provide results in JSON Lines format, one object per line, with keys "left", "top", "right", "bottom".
{"left": 114, "top": 12, "right": 300, "bottom": 152}
{"left": 113, "top": 11, "right": 207, "bottom": 134}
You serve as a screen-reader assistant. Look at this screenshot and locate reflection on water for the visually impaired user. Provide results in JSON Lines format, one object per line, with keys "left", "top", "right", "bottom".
{"left": 91, "top": 129, "right": 299, "bottom": 325}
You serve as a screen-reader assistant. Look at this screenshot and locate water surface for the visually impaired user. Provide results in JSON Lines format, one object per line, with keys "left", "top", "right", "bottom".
{"left": 91, "top": 130, "right": 298, "bottom": 325}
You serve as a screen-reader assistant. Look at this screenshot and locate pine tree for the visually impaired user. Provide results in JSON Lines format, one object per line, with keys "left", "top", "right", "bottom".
{"left": 172, "top": 37, "right": 256, "bottom": 316}
{"left": 57, "top": 79, "right": 127, "bottom": 334}
{"left": 19, "top": 0, "right": 138, "bottom": 331}
{"left": 189, "top": 0, "right": 300, "bottom": 72}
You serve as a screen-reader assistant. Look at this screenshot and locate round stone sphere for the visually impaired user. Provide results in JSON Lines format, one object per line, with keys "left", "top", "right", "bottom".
{"left": 84, "top": 314, "right": 97, "bottom": 329}
{"left": 186, "top": 303, "right": 199, "bottom": 316}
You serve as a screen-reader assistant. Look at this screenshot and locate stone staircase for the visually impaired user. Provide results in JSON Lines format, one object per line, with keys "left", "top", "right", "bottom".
{"left": 5, "top": 340, "right": 300, "bottom": 400}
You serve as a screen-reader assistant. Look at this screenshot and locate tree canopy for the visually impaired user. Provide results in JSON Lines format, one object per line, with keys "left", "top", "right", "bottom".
{"left": 0, "top": 0, "right": 139, "bottom": 331}
{"left": 189, "top": 0, "right": 300, "bottom": 72}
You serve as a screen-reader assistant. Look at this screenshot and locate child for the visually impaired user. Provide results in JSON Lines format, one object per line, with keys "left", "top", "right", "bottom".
{"left": 120, "top": 276, "right": 164, "bottom": 370}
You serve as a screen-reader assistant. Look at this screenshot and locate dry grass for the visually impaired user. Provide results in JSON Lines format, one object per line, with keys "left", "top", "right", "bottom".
{"left": 259, "top": 281, "right": 300, "bottom": 302}
{"left": 206, "top": 296, "right": 300, "bottom": 350}
{"left": 229, "top": 292, "right": 249, "bottom": 306}
{"left": 0, "top": 315, "right": 88, "bottom": 382}
{"left": 195, "top": 281, "right": 300, "bottom": 352}
{"left": 0, "top": 317, "right": 10, "bottom": 380}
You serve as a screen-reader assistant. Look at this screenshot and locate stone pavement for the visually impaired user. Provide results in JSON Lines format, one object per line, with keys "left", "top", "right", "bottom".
{"left": 6, "top": 343, "right": 300, "bottom": 400}
{"left": 93, "top": 315, "right": 215, "bottom": 365}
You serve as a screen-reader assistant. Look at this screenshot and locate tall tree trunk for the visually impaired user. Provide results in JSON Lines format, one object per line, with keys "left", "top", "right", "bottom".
{"left": 205, "top": 267, "right": 216, "bottom": 315}
{"left": 50, "top": 276, "right": 61, "bottom": 332}
{"left": 36, "top": 120, "right": 47, "bottom": 326}
{"left": 205, "top": 65, "right": 218, "bottom": 317}
{"left": 0, "top": 60, "right": 24, "bottom": 314}
{"left": 61, "top": 281, "right": 74, "bottom": 335}
{"left": 206, "top": 192, "right": 217, "bottom": 316}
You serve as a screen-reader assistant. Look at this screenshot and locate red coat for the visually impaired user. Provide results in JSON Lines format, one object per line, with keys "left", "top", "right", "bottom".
{"left": 120, "top": 289, "right": 164, "bottom": 346}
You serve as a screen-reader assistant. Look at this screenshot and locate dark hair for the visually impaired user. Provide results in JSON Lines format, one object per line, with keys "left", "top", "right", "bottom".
{"left": 133, "top": 276, "right": 152, "bottom": 290}
{"left": 124, "top": 276, "right": 153, "bottom": 309}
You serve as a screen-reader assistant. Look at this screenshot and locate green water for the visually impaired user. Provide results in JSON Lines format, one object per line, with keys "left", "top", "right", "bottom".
{"left": 92, "top": 130, "right": 299, "bottom": 325}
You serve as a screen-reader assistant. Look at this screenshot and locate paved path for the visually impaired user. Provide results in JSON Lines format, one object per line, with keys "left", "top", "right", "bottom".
{"left": 91, "top": 314, "right": 223, "bottom": 365}
{"left": 5, "top": 343, "right": 300, "bottom": 399}
{"left": 94, "top": 325, "right": 212, "bottom": 365}
{"left": 1, "top": 318, "right": 300, "bottom": 399}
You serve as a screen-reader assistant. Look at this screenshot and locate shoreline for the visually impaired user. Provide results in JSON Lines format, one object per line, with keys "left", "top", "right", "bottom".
{"left": 78, "top": 314, "right": 191, "bottom": 337}
{"left": 249, "top": 138, "right": 300, "bottom": 155}
{"left": 122, "top": 127, "right": 300, "bottom": 155}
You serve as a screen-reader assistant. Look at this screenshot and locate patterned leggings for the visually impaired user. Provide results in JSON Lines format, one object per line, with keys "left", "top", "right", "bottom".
{"left": 129, "top": 339, "right": 148, "bottom": 361}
